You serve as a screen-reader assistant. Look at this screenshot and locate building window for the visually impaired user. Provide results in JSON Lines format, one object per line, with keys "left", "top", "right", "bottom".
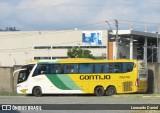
{"left": 34, "top": 46, "right": 51, "bottom": 49}
{"left": 52, "top": 46, "right": 106, "bottom": 49}
{"left": 52, "top": 57, "right": 68, "bottom": 59}
{"left": 34, "top": 57, "right": 51, "bottom": 60}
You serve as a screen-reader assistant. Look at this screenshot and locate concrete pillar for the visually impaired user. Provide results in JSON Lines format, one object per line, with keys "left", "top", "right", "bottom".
{"left": 113, "top": 42, "right": 117, "bottom": 60}
{"left": 144, "top": 38, "right": 147, "bottom": 61}
{"left": 130, "top": 36, "right": 133, "bottom": 60}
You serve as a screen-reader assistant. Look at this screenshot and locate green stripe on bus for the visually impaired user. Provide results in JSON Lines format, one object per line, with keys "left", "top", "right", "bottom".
{"left": 46, "top": 74, "right": 71, "bottom": 90}
{"left": 57, "top": 74, "right": 82, "bottom": 90}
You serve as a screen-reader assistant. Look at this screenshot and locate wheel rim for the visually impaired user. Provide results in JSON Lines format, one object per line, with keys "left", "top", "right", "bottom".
{"left": 33, "top": 88, "right": 41, "bottom": 96}
{"left": 106, "top": 87, "right": 116, "bottom": 96}
{"left": 109, "top": 89, "right": 114, "bottom": 95}
{"left": 95, "top": 87, "right": 104, "bottom": 96}
{"left": 98, "top": 89, "right": 103, "bottom": 95}
{"left": 35, "top": 89, "right": 40, "bottom": 95}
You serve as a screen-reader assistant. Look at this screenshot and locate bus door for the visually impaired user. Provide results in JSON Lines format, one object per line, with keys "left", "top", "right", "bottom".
{"left": 32, "top": 64, "right": 53, "bottom": 92}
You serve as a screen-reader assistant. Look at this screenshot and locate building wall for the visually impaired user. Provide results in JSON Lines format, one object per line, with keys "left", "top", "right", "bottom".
{"left": 0, "top": 30, "right": 108, "bottom": 66}
{"left": 148, "top": 63, "right": 160, "bottom": 93}
{"left": 0, "top": 67, "right": 13, "bottom": 92}
{"left": 0, "top": 31, "right": 36, "bottom": 66}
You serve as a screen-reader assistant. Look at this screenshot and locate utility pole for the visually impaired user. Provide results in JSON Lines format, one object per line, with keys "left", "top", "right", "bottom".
{"left": 130, "top": 20, "right": 133, "bottom": 30}
{"left": 106, "top": 19, "right": 119, "bottom": 60}
{"left": 156, "top": 32, "right": 159, "bottom": 63}
{"left": 114, "top": 19, "right": 118, "bottom": 60}
{"left": 105, "top": 21, "right": 113, "bottom": 60}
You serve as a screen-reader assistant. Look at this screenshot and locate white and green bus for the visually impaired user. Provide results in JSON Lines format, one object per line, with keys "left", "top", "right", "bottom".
{"left": 14, "top": 58, "right": 148, "bottom": 96}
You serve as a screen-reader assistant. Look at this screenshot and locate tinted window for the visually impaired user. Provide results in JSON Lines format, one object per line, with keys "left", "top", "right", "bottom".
{"left": 122, "top": 63, "right": 134, "bottom": 72}
{"left": 103, "top": 63, "right": 111, "bottom": 73}
{"left": 53, "top": 64, "right": 63, "bottom": 74}
{"left": 18, "top": 64, "right": 35, "bottom": 83}
{"left": 18, "top": 70, "right": 27, "bottom": 83}
{"left": 64, "top": 64, "right": 78, "bottom": 74}
{"left": 33, "top": 64, "right": 49, "bottom": 76}
{"left": 79, "top": 64, "right": 93, "bottom": 73}
{"left": 95, "top": 64, "right": 103, "bottom": 73}
{"left": 102, "top": 63, "right": 123, "bottom": 73}
{"left": 113, "top": 63, "right": 122, "bottom": 73}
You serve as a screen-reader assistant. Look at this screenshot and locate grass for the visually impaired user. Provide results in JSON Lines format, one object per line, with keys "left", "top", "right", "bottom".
{"left": 0, "top": 92, "right": 24, "bottom": 96}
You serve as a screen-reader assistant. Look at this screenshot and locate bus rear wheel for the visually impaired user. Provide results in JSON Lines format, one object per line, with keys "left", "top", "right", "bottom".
{"left": 105, "top": 86, "right": 116, "bottom": 96}
{"left": 94, "top": 86, "right": 105, "bottom": 96}
{"left": 32, "top": 86, "right": 42, "bottom": 97}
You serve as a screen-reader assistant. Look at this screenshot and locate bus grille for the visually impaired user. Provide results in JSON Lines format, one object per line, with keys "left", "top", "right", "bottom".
{"left": 123, "top": 81, "right": 132, "bottom": 92}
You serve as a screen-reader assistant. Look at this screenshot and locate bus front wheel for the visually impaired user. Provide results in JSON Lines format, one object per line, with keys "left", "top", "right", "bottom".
{"left": 32, "top": 86, "right": 42, "bottom": 97}
{"left": 105, "top": 86, "right": 116, "bottom": 96}
{"left": 94, "top": 86, "right": 105, "bottom": 96}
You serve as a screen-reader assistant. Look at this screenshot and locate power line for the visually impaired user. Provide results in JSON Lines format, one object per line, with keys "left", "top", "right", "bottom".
{"left": 0, "top": 2, "right": 160, "bottom": 7}
{"left": 0, "top": 19, "right": 158, "bottom": 40}
{"left": 0, "top": 4, "right": 137, "bottom": 7}
{"left": 119, "top": 19, "right": 160, "bottom": 25}
{"left": 77, "top": 21, "right": 107, "bottom": 28}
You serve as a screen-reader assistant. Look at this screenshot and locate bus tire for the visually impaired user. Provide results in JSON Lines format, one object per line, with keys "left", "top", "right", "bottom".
{"left": 94, "top": 86, "right": 105, "bottom": 96}
{"left": 32, "top": 86, "right": 42, "bottom": 97}
{"left": 105, "top": 86, "right": 116, "bottom": 96}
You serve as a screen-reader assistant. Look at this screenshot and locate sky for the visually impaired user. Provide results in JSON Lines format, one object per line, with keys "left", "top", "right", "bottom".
{"left": 0, "top": 0, "right": 160, "bottom": 32}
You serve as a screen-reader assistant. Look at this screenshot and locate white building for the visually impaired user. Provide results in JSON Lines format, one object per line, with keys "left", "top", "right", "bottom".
{"left": 0, "top": 30, "right": 108, "bottom": 66}
{"left": 0, "top": 29, "right": 159, "bottom": 66}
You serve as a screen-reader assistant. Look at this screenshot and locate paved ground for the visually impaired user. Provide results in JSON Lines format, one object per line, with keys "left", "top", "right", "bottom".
{"left": 0, "top": 94, "right": 160, "bottom": 113}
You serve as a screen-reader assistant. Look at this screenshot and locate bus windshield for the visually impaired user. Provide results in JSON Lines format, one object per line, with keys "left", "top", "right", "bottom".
{"left": 17, "top": 64, "right": 35, "bottom": 84}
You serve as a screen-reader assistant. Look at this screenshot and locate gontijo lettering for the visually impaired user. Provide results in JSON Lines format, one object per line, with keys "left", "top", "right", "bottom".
{"left": 80, "top": 75, "right": 110, "bottom": 80}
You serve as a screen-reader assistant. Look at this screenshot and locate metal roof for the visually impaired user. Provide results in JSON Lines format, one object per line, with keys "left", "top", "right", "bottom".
{"left": 112, "top": 30, "right": 160, "bottom": 39}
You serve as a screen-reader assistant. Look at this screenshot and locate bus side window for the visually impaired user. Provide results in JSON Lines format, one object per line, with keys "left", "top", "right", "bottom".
{"left": 40, "top": 65, "right": 49, "bottom": 74}
{"left": 53, "top": 64, "right": 63, "bottom": 74}
{"left": 95, "top": 64, "right": 103, "bottom": 73}
{"left": 54, "top": 64, "right": 60, "bottom": 74}
{"left": 109, "top": 63, "right": 114, "bottom": 73}
{"left": 128, "top": 63, "right": 134, "bottom": 72}
{"left": 103, "top": 63, "right": 110, "bottom": 73}
{"left": 114, "top": 64, "right": 119, "bottom": 73}
{"left": 64, "top": 64, "right": 78, "bottom": 74}
{"left": 122, "top": 63, "right": 133, "bottom": 72}
{"left": 113, "top": 63, "right": 122, "bottom": 73}
{"left": 50, "top": 64, "right": 54, "bottom": 74}
{"left": 33, "top": 64, "right": 49, "bottom": 76}
{"left": 79, "top": 64, "right": 93, "bottom": 74}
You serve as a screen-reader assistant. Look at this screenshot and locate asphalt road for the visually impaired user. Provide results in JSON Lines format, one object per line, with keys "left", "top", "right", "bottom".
{"left": 0, "top": 94, "right": 160, "bottom": 113}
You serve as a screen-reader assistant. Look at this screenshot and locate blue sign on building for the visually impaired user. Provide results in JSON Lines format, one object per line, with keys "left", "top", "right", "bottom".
{"left": 82, "top": 31, "right": 102, "bottom": 45}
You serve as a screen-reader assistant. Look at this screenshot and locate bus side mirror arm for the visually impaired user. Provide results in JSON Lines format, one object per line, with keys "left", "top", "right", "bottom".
{"left": 13, "top": 68, "right": 26, "bottom": 76}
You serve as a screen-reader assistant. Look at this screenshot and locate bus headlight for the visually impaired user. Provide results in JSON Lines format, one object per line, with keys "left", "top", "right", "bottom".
{"left": 20, "top": 89, "right": 28, "bottom": 94}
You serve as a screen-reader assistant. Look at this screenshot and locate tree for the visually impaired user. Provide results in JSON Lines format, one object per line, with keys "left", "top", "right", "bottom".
{"left": 67, "top": 47, "right": 94, "bottom": 58}
{"left": 5, "top": 27, "right": 20, "bottom": 31}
